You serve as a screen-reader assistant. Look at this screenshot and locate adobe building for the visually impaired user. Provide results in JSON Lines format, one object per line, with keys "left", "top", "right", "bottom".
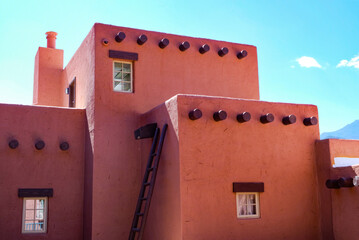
{"left": 0, "top": 23, "right": 358, "bottom": 240}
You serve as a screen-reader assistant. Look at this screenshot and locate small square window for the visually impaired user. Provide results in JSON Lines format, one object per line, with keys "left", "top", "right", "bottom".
{"left": 22, "top": 197, "right": 47, "bottom": 233}
{"left": 113, "top": 61, "right": 133, "bottom": 92}
{"left": 236, "top": 192, "right": 260, "bottom": 219}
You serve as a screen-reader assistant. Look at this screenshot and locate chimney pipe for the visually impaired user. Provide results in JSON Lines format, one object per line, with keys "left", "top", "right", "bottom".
{"left": 46, "top": 31, "right": 57, "bottom": 49}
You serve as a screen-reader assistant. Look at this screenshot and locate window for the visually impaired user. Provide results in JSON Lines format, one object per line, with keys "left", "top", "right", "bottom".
{"left": 113, "top": 61, "right": 133, "bottom": 92}
{"left": 236, "top": 192, "right": 260, "bottom": 219}
{"left": 68, "top": 77, "right": 76, "bottom": 108}
{"left": 22, "top": 197, "right": 47, "bottom": 233}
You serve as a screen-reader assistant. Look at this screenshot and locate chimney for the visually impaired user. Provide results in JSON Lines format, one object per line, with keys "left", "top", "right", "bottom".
{"left": 46, "top": 31, "right": 57, "bottom": 49}
{"left": 33, "top": 31, "right": 64, "bottom": 106}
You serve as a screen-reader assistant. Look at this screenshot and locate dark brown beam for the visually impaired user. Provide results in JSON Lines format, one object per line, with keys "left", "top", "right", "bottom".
{"left": 115, "top": 32, "right": 126, "bottom": 42}
{"left": 338, "top": 177, "right": 354, "bottom": 188}
{"left": 134, "top": 123, "right": 158, "bottom": 140}
{"left": 237, "top": 50, "right": 248, "bottom": 59}
{"left": 237, "top": 112, "right": 251, "bottom": 123}
{"left": 8, "top": 139, "right": 19, "bottom": 149}
{"left": 109, "top": 50, "right": 138, "bottom": 61}
{"left": 188, "top": 109, "right": 202, "bottom": 120}
{"left": 199, "top": 44, "right": 210, "bottom": 54}
{"left": 159, "top": 38, "right": 169, "bottom": 49}
{"left": 179, "top": 41, "right": 190, "bottom": 51}
{"left": 303, "top": 116, "right": 318, "bottom": 126}
{"left": 260, "top": 113, "right": 274, "bottom": 124}
{"left": 213, "top": 110, "right": 227, "bottom": 121}
{"left": 35, "top": 140, "right": 45, "bottom": 150}
{"left": 137, "top": 34, "right": 148, "bottom": 45}
{"left": 326, "top": 179, "right": 340, "bottom": 189}
{"left": 233, "top": 182, "right": 264, "bottom": 192}
{"left": 218, "top": 47, "right": 229, "bottom": 57}
{"left": 282, "top": 115, "right": 296, "bottom": 125}
{"left": 18, "top": 188, "right": 53, "bottom": 197}
{"left": 60, "top": 142, "right": 70, "bottom": 151}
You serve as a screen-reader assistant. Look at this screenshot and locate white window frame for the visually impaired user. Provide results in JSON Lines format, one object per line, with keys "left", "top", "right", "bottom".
{"left": 113, "top": 61, "right": 133, "bottom": 93}
{"left": 236, "top": 192, "right": 260, "bottom": 219}
{"left": 22, "top": 197, "right": 48, "bottom": 233}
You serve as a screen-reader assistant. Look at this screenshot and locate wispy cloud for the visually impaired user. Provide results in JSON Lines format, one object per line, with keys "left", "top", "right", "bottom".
{"left": 296, "top": 56, "right": 322, "bottom": 68}
{"left": 336, "top": 55, "right": 359, "bottom": 68}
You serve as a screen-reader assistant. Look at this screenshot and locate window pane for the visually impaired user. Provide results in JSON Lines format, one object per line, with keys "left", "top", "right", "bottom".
{"left": 36, "top": 199, "right": 44, "bottom": 209}
{"left": 36, "top": 210, "right": 44, "bottom": 219}
{"left": 114, "top": 72, "right": 122, "bottom": 80}
{"left": 25, "top": 199, "right": 35, "bottom": 209}
{"left": 114, "top": 82, "right": 131, "bottom": 92}
{"left": 36, "top": 221, "right": 44, "bottom": 230}
{"left": 123, "top": 63, "right": 131, "bottom": 72}
{"left": 237, "top": 194, "right": 246, "bottom": 206}
{"left": 252, "top": 205, "right": 257, "bottom": 214}
{"left": 114, "top": 81, "right": 122, "bottom": 91}
{"left": 114, "top": 62, "right": 122, "bottom": 71}
{"left": 24, "top": 221, "right": 35, "bottom": 230}
{"left": 122, "top": 82, "right": 131, "bottom": 92}
{"left": 249, "top": 194, "right": 256, "bottom": 204}
{"left": 239, "top": 206, "right": 246, "bottom": 215}
{"left": 239, "top": 204, "right": 256, "bottom": 216}
{"left": 25, "top": 210, "right": 35, "bottom": 220}
{"left": 25, "top": 220, "right": 44, "bottom": 231}
{"left": 123, "top": 73, "right": 131, "bottom": 81}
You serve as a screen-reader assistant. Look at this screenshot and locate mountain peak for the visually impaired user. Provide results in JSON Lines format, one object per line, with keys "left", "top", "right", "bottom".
{"left": 321, "top": 120, "right": 359, "bottom": 140}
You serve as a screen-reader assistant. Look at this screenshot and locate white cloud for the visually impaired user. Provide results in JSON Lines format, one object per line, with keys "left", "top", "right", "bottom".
{"left": 296, "top": 56, "right": 322, "bottom": 68}
{"left": 337, "top": 60, "right": 349, "bottom": 67}
{"left": 336, "top": 55, "right": 359, "bottom": 68}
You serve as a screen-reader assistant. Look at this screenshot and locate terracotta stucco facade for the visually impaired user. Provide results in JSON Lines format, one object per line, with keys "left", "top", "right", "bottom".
{"left": 0, "top": 23, "right": 358, "bottom": 240}
{"left": 0, "top": 104, "right": 85, "bottom": 239}
{"left": 141, "top": 95, "right": 321, "bottom": 240}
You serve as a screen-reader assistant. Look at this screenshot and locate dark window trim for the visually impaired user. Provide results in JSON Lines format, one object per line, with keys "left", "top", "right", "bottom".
{"left": 68, "top": 77, "right": 76, "bottom": 108}
{"left": 109, "top": 50, "right": 138, "bottom": 61}
{"left": 18, "top": 188, "right": 53, "bottom": 198}
{"left": 233, "top": 182, "right": 264, "bottom": 192}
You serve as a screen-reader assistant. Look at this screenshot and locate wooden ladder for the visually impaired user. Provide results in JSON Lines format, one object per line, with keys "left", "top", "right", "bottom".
{"left": 129, "top": 123, "right": 168, "bottom": 240}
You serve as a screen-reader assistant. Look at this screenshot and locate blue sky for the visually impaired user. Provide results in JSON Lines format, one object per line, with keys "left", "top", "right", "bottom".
{"left": 0, "top": 0, "right": 358, "bottom": 133}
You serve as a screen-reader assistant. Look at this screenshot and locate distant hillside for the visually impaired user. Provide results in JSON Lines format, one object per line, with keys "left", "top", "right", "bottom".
{"left": 321, "top": 120, "right": 359, "bottom": 140}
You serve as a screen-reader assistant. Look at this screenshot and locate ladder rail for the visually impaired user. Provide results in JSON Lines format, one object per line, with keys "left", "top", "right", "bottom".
{"left": 129, "top": 123, "right": 168, "bottom": 240}
{"left": 137, "top": 124, "right": 168, "bottom": 240}
{"left": 129, "top": 127, "right": 160, "bottom": 240}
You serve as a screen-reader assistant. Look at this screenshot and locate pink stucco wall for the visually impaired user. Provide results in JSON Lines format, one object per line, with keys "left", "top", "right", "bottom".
{"left": 33, "top": 47, "right": 64, "bottom": 107}
{"left": 62, "top": 26, "right": 96, "bottom": 109}
{"left": 53, "top": 26, "right": 96, "bottom": 239}
{"left": 85, "top": 23, "right": 260, "bottom": 239}
{"left": 316, "top": 139, "right": 359, "bottom": 240}
{"left": 0, "top": 104, "right": 85, "bottom": 240}
{"left": 139, "top": 97, "right": 182, "bottom": 240}
{"left": 140, "top": 94, "right": 321, "bottom": 240}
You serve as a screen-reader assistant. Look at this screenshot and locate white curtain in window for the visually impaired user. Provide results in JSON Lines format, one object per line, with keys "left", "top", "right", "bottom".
{"left": 238, "top": 194, "right": 255, "bottom": 215}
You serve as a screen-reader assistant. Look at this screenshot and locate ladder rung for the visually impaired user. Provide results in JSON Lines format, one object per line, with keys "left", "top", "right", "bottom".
{"left": 132, "top": 228, "right": 140, "bottom": 232}
{"left": 147, "top": 167, "right": 154, "bottom": 171}
{"left": 140, "top": 198, "right": 148, "bottom": 201}
{"left": 136, "top": 213, "right": 144, "bottom": 216}
{"left": 144, "top": 182, "right": 151, "bottom": 186}
{"left": 151, "top": 153, "right": 157, "bottom": 157}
